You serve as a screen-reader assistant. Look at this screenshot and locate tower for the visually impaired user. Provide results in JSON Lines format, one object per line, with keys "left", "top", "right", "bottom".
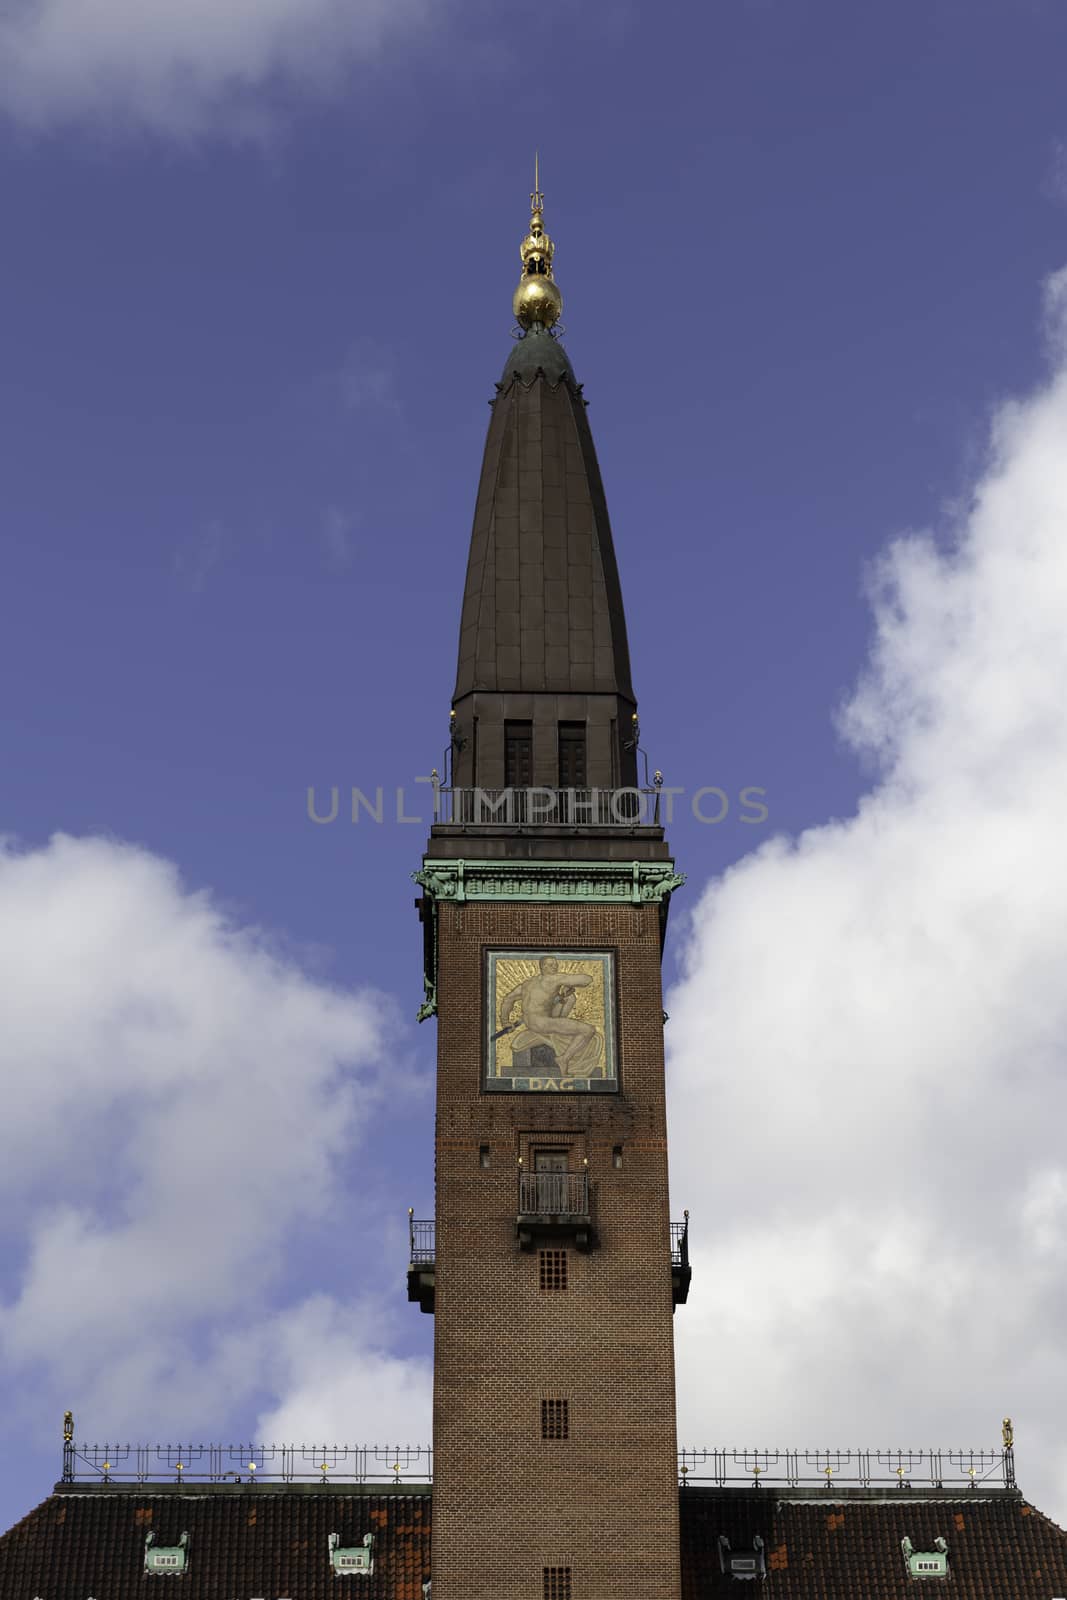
{"left": 3, "top": 170, "right": 1067, "bottom": 1600}
{"left": 411, "top": 170, "right": 688, "bottom": 1600}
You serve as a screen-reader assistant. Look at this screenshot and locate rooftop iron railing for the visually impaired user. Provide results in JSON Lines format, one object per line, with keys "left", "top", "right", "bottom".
{"left": 58, "top": 1437, "right": 1017, "bottom": 1491}
{"left": 61, "top": 1440, "right": 433, "bottom": 1486}
{"left": 677, "top": 1445, "right": 1017, "bottom": 1491}
{"left": 432, "top": 787, "right": 662, "bottom": 827}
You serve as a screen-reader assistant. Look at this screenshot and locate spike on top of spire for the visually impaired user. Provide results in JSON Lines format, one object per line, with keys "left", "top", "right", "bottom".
{"left": 513, "top": 155, "right": 562, "bottom": 332}
{"left": 531, "top": 150, "right": 544, "bottom": 215}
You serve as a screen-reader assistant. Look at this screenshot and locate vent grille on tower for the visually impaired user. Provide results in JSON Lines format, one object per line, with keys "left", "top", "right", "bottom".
{"left": 539, "top": 1249, "right": 568, "bottom": 1291}
{"left": 541, "top": 1400, "right": 570, "bottom": 1440}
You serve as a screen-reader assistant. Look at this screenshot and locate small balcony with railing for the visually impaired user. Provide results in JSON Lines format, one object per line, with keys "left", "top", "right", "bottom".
{"left": 406, "top": 1205, "right": 692, "bottom": 1315}
{"left": 406, "top": 1213, "right": 435, "bottom": 1314}
{"left": 516, "top": 1169, "right": 594, "bottom": 1253}
{"left": 671, "top": 1211, "right": 691, "bottom": 1307}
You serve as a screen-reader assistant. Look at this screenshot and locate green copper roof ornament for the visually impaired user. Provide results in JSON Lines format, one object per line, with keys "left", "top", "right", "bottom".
{"left": 417, "top": 971, "right": 438, "bottom": 1025}
{"left": 328, "top": 1532, "right": 374, "bottom": 1576}
{"left": 144, "top": 1531, "right": 189, "bottom": 1576}
{"left": 901, "top": 1535, "right": 949, "bottom": 1578}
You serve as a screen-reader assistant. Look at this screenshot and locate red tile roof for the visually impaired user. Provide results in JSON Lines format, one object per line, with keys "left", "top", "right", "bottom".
{"left": 0, "top": 1486, "right": 430, "bottom": 1600}
{"left": 3, "top": 1482, "right": 1067, "bottom": 1598}
{"left": 681, "top": 1486, "right": 1067, "bottom": 1598}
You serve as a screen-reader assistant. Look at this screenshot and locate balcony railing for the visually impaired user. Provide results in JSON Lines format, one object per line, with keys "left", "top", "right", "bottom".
{"left": 518, "top": 1171, "right": 589, "bottom": 1216}
{"left": 671, "top": 1210, "right": 691, "bottom": 1308}
{"left": 406, "top": 1212, "right": 691, "bottom": 1264}
{"left": 433, "top": 787, "right": 661, "bottom": 828}
{"left": 409, "top": 1217, "right": 434, "bottom": 1265}
{"left": 406, "top": 1210, "right": 692, "bottom": 1297}
{"left": 407, "top": 1211, "right": 435, "bottom": 1314}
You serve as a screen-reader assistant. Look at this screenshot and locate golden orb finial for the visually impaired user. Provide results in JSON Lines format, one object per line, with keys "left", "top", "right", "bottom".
{"left": 513, "top": 153, "right": 562, "bottom": 331}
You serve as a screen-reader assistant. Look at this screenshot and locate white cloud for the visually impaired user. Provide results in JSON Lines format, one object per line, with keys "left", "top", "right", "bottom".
{"left": 0, "top": 0, "right": 428, "bottom": 138}
{"left": 254, "top": 1295, "right": 433, "bottom": 1454}
{"left": 0, "top": 833, "right": 430, "bottom": 1441}
{"left": 321, "top": 504, "right": 359, "bottom": 571}
{"left": 669, "top": 267, "right": 1067, "bottom": 1521}
{"left": 173, "top": 517, "right": 233, "bottom": 588}
{"left": 336, "top": 341, "right": 400, "bottom": 415}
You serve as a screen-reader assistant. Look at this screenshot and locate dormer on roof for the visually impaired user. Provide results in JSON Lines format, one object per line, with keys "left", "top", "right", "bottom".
{"left": 901, "top": 1534, "right": 949, "bottom": 1577}
{"left": 144, "top": 1530, "right": 189, "bottom": 1576}
{"left": 717, "top": 1532, "right": 766, "bottom": 1580}
{"left": 327, "top": 1531, "right": 374, "bottom": 1577}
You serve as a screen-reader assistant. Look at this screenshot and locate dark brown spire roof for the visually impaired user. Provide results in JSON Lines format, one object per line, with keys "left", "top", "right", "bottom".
{"left": 454, "top": 325, "right": 635, "bottom": 705}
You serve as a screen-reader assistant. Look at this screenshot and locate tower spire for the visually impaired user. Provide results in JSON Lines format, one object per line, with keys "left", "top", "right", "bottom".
{"left": 514, "top": 156, "right": 562, "bottom": 330}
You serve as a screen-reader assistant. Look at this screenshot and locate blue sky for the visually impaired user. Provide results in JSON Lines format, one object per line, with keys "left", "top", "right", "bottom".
{"left": 3, "top": 0, "right": 1067, "bottom": 1537}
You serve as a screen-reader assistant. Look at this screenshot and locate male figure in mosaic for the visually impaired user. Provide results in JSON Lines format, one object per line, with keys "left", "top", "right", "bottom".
{"left": 498, "top": 956, "right": 603, "bottom": 1075}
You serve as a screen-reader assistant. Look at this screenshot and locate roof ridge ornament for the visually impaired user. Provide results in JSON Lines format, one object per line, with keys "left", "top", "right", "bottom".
{"left": 513, "top": 155, "right": 563, "bottom": 332}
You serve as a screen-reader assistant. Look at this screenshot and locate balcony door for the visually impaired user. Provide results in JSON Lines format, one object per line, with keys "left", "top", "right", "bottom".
{"left": 534, "top": 1149, "right": 569, "bottom": 1214}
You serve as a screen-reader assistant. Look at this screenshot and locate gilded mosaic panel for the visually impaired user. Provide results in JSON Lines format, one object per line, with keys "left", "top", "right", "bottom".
{"left": 484, "top": 949, "right": 617, "bottom": 1093}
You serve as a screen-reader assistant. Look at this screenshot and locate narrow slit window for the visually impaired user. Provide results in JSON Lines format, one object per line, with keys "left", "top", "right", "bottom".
{"left": 539, "top": 1249, "right": 568, "bottom": 1291}
{"left": 558, "top": 723, "right": 587, "bottom": 789}
{"left": 504, "top": 721, "right": 533, "bottom": 789}
{"left": 541, "top": 1399, "right": 569, "bottom": 1440}
{"left": 543, "top": 1568, "right": 572, "bottom": 1600}
{"left": 612, "top": 1145, "right": 623, "bottom": 1169}
{"left": 479, "top": 1144, "right": 491, "bottom": 1168}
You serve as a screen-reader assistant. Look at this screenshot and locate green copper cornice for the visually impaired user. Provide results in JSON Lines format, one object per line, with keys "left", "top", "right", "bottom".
{"left": 414, "top": 859, "right": 685, "bottom": 906}
{"left": 411, "top": 859, "right": 685, "bottom": 1021}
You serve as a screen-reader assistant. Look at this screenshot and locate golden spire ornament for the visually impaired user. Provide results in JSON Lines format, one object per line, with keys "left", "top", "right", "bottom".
{"left": 513, "top": 153, "right": 562, "bottom": 331}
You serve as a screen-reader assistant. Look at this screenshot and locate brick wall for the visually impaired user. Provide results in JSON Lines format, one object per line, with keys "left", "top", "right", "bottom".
{"left": 431, "top": 900, "right": 682, "bottom": 1600}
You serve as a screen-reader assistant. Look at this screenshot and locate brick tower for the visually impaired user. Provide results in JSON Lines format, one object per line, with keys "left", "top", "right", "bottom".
{"left": 411, "top": 172, "right": 688, "bottom": 1600}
